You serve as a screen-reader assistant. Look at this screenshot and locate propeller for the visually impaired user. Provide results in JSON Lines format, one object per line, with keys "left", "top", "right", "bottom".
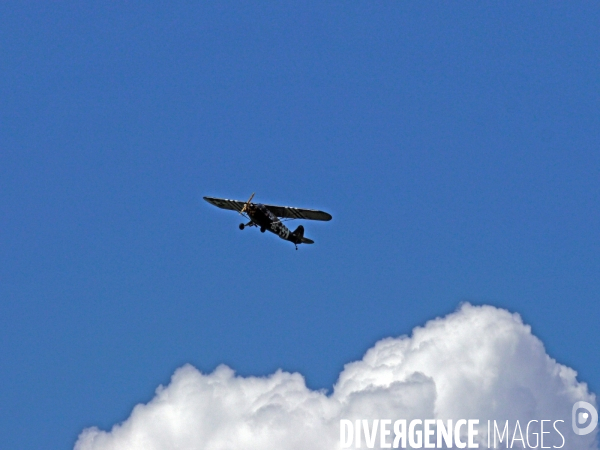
{"left": 240, "top": 192, "right": 255, "bottom": 215}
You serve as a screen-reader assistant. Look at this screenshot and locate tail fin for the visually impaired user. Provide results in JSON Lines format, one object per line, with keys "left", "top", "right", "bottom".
{"left": 292, "top": 225, "right": 314, "bottom": 244}
{"left": 292, "top": 225, "right": 304, "bottom": 241}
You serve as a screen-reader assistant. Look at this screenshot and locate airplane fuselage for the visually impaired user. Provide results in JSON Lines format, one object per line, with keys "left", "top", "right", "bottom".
{"left": 248, "top": 203, "right": 292, "bottom": 241}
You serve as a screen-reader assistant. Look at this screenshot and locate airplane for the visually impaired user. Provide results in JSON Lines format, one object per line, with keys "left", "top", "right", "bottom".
{"left": 203, "top": 193, "right": 332, "bottom": 249}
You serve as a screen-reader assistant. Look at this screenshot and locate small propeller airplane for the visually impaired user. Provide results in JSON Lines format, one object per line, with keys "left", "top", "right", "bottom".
{"left": 204, "top": 193, "right": 332, "bottom": 249}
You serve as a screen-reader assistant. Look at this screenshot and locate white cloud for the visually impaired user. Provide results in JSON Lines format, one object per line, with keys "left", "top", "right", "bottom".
{"left": 74, "top": 304, "right": 598, "bottom": 449}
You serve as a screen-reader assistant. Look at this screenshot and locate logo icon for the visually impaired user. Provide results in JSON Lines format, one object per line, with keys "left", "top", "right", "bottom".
{"left": 572, "top": 401, "right": 598, "bottom": 436}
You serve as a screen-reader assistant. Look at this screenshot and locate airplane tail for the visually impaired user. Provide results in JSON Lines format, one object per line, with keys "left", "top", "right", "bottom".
{"left": 291, "top": 225, "right": 314, "bottom": 244}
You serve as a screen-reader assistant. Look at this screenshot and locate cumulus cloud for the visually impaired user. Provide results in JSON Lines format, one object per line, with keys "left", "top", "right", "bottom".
{"left": 75, "top": 304, "right": 598, "bottom": 449}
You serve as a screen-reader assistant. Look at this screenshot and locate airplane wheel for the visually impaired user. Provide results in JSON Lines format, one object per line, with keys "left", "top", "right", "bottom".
{"left": 239, "top": 223, "right": 245, "bottom": 230}
{"left": 260, "top": 227, "right": 266, "bottom": 233}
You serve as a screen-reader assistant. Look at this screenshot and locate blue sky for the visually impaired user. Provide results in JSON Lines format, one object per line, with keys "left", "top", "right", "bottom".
{"left": 1, "top": 3, "right": 599, "bottom": 449}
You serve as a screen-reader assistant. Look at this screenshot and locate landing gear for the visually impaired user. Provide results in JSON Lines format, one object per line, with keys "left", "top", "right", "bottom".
{"left": 260, "top": 227, "right": 266, "bottom": 233}
{"left": 239, "top": 223, "right": 245, "bottom": 230}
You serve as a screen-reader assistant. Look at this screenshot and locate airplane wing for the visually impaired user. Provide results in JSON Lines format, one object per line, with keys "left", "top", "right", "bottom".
{"left": 203, "top": 197, "right": 245, "bottom": 212}
{"left": 264, "top": 204, "right": 332, "bottom": 221}
{"left": 203, "top": 196, "right": 332, "bottom": 221}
